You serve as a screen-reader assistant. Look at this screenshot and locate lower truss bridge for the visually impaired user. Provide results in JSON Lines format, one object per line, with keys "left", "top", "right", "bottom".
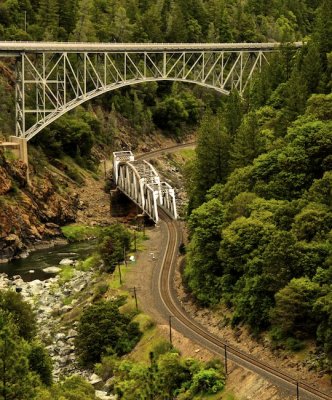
{"left": 113, "top": 151, "right": 178, "bottom": 223}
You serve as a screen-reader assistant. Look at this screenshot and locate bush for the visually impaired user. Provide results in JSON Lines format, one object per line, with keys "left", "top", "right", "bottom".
{"left": 28, "top": 343, "right": 53, "bottom": 385}
{"left": 75, "top": 300, "right": 141, "bottom": 367}
{"left": 285, "top": 337, "right": 305, "bottom": 352}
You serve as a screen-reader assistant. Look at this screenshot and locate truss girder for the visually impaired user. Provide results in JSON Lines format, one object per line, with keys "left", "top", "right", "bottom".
{"left": 113, "top": 152, "right": 177, "bottom": 222}
{"left": 15, "top": 49, "right": 270, "bottom": 140}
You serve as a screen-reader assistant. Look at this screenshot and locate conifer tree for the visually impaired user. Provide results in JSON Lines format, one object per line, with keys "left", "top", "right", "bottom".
{"left": 0, "top": 313, "right": 38, "bottom": 400}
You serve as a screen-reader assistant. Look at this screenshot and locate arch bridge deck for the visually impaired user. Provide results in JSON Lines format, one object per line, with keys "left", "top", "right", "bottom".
{"left": 0, "top": 41, "right": 303, "bottom": 141}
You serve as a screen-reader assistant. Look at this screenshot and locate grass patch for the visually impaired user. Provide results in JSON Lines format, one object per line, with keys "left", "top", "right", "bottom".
{"left": 61, "top": 225, "right": 101, "bottom": 242}
{"left": 63, "top": 296, "right": 74, "bottom": 306}
{"left": 178, "top": 148, "right": 196, "bottom": 162}
{"left": 222, "top": 393, "right": 237, "bottom": 400}
{"left": 129, "top": 325, "right": 169, "bottom": 365}
{"left": 132, "top": 313, "right": 154, "bottom": 332}
{"left": 108, "top": 262, "right": 133, "bottom": 290}
{"left": 59, "top": 266, "right": 75, "bottom": 284}
{"left": 79, "top": 254, "right": 101, "bottom": 271}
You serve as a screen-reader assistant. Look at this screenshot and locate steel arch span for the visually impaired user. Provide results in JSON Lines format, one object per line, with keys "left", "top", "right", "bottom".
{"left": 113, "top": 151, "right": 177, "bottom": 222}
{"left": 0, "top": 41, "right": 303, "bottom": 141}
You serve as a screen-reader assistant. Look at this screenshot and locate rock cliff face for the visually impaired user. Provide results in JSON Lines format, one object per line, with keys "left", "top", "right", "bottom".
{"left": 0, "top": 149, "right": 79, "bottom": 262}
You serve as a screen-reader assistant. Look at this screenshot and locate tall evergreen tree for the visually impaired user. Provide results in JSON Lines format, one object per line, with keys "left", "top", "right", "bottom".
{"left": 0, "top": 313, "right": 38, "bottom": 400}
{"left": 194, "top": 112, "right": 231, "bottom": 206}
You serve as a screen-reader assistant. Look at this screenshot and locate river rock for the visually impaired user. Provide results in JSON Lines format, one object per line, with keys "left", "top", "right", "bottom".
{"left": 55, "top": 332, "right": 66, "bottom": 341}
{"left": 67, "top": 329, "right": 78, "bottom": 338}
{"left": 60, "top": 305, "right": 73, "bottom": 313}
{"left": 89, "top": 373, "right": 103, "bottom": 386}
{"left": 59, "top": 258, "right": 75, "bottom": 265}
{"left": 27, "top": 280, "right": 44, "bottom": 296}
{"left": 43, "top": 266, "right": 61, "bottom": 274}
{"left": 95, "top": 391, "right": 117, "bottom": 400}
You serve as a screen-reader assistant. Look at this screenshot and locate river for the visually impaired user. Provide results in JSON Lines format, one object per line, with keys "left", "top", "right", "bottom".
{"left": 0, "top": 240, "right": 97, "bottom": 281}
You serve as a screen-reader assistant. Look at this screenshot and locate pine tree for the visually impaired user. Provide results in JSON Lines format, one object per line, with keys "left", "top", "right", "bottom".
{"left": 194, "top": 111, "right": 231, "bottom": 205}
{"left": 0, "top": 314, "right": 38, "bottom": 400}
{"left": 230, "top": 112, "right": 262, "bottom": 170}
{"left": 37, "top": 0, "right": 59, "bottom": 40}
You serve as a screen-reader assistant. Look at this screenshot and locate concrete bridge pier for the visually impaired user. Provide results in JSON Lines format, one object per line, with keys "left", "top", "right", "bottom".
{"left": 9, "top": 136, "right": 30, "bottom": 184}
{"left": 110, "top": 188, "right": 137, "bottom": 218}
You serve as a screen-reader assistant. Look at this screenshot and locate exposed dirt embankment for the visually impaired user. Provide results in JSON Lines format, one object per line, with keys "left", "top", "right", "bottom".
{"left": 0, "top": 150, "right": 79, "bottom": 262}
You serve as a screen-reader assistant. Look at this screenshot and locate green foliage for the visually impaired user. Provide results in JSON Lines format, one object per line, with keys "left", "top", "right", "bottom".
{"left": 28, "top": 342, "right": 53, "bottom": 386}
{"left": 185, "top": 199, "right": 225, "bottom": 305}
{"left": 185, "top": 38, "right": 332, "bottom": 364}
{"left": 36, "top": 375, "right": 97, "bottom": 400}
{"left": 189, "top": 367, "right": 225, "bottom": 395}
{"left": 99, "top": 224, "right": 131, "bottom": 271}
{"left": 0, "top": 313, "right": 39, "bottom": 400}
{"left": 106, "top": 345, "right": 225, "bottom": 399}
{"left": 188, "top": 112, "right": 232, "bottom": 209}
{"left": 271, "top": 277, "right": 321, "bottom": 338}
{"left": 61, "top": 225, "right": 101, "bottom": 243}
{"left": 75, "top": 299, "right": 141, "bottom": 367}
{"left": 153, "top": 90, "right": 203, "bottom": 135}
{"left": 59, "top": 266, "right": 75, "bottom": 284}
{"left": 0, "top": 290, "right": 36, "bottom": 341}
{"left": 32, "top": 108, "right": 98, "bottom": 161}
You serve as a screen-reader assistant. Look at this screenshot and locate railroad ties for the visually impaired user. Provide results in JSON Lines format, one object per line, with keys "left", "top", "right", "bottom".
{"left": 113, "top": 151, "right": 178, "bottom": 223}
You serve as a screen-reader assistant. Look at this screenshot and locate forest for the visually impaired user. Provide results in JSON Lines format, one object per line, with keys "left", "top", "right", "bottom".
{"left": 0, "top": 0, "right": 331, "bottom": 398}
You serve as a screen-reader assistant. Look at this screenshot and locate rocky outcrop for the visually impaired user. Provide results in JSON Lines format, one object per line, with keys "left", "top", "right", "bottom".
{"left": 0, "top": 149, "right": 79, "bottom": 262}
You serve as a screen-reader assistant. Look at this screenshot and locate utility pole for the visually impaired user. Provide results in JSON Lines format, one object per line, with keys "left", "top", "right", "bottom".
{"left": 123, "top": 246, "right": 127, "bottom": 266}
{"left": 224, "top": 344, "right": 228, "bottom": 375}
{"left": 134, "top": 230, "right": 137, "bottom": 252}
{"left": 133, "top": 286, "right": 138, "bottom": 311}
{"left": 296, "top": 382, "right": 299, "bottom": 400}
{"left": 118, "top": 263, "right": 122, "bottom": 284}
{"left": 169, "top": 315, "right": 172, "bottom": 346}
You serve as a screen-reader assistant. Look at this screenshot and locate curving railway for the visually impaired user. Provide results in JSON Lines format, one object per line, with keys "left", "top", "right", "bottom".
{"left": 134, "top": 144, "right": 331, "bottom": 400}
{"left": 157, "top": 209, "right": 331, "bottom": 400}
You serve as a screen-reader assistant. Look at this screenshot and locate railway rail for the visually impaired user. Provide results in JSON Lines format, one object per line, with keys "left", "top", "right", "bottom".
{"left": 157, "top": 208, "right": 331, "bottom": 400}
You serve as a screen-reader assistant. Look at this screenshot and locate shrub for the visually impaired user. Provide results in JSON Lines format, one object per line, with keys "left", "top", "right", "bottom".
{"left": 75, "top": 300, "right": 141, "bottom": 367}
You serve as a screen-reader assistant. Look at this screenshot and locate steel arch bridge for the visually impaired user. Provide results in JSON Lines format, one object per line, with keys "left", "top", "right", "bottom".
{"left": 113, "top": 151, "right": 177, "bottom": 222}
{"left": 0, "top": 41, "right": 303, "bottom": 141}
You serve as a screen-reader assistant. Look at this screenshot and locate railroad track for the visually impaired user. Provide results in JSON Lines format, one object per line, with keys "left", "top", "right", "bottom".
{"left": 157, "top": 208, "right": 332, "bottom": 400}
{"left": 136, "top": 141, "right": 196, "bottom": 161}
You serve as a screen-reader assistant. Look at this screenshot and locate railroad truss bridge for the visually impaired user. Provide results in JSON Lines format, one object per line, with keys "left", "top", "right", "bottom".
{"left": 113, "top": 151, "right": 177, "bottom": 223}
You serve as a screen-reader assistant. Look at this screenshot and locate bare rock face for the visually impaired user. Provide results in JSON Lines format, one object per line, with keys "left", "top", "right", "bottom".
{"left": 0, "top": 149, "right": 79, "bottom": 262}
{"left": 0, "top": 166, "right": 12, "bottom": 194}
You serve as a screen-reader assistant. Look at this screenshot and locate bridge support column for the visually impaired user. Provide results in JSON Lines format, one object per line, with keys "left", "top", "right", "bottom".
{"left": 9, "top": 136, "right": 30, "bottom": 184}
{"left": 110, "top": 188, "right": 137, "bottom": 218}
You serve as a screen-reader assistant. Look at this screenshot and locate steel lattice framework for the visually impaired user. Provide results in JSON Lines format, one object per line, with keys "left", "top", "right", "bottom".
{"left": 0, "top": 41, "right": 303, "bottom": 141}
{"left": 113, "top": 151, "right": 177, "bottom": 222}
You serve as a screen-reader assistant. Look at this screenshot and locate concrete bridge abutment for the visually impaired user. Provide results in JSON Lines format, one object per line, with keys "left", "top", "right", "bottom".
{"left": 9, "top": 136, "right": 30, "bottom": 184}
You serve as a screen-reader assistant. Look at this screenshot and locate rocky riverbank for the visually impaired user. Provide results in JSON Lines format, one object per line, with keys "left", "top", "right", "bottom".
{"left": 0, "top": 148, "right": 80, "bottom": 263}
{"left": 0, "top": 268, "right": 116, "bottom": 399}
